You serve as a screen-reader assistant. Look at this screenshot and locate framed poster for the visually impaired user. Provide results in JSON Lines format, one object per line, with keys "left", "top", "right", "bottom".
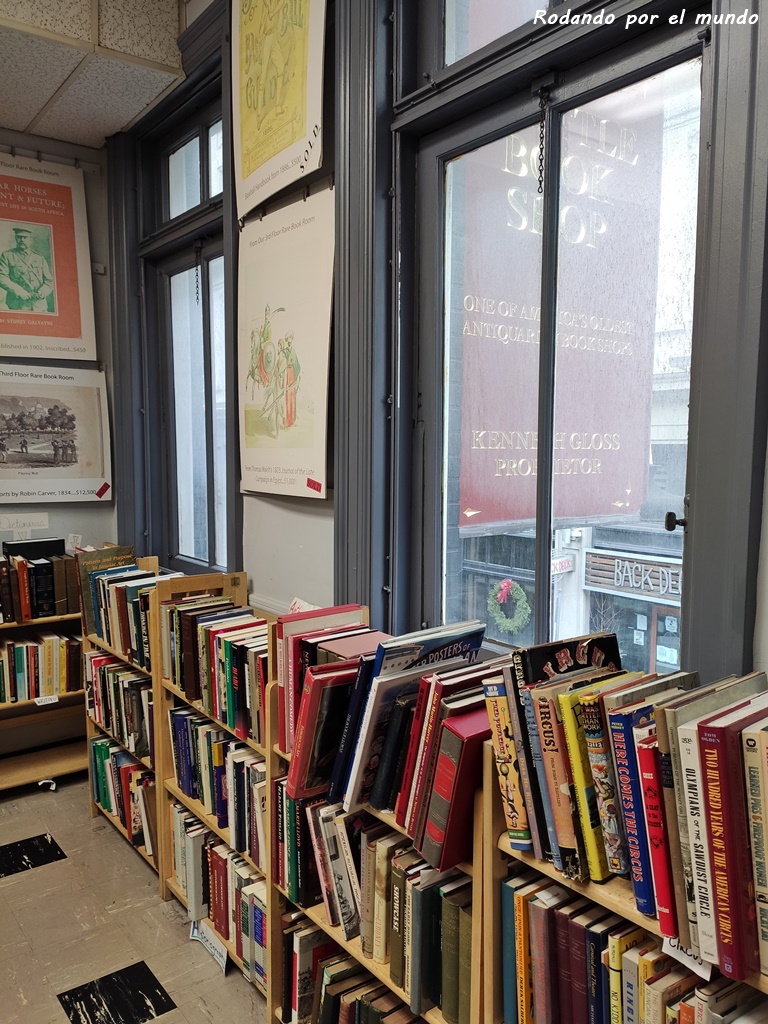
{"left": 0, "top": 364, "right": 112, "bottom": 503}
{"left": 0, "top": 154, "right": 96, "bottom": 360}
{"left": 238, "top": 187, "right": 334, "bottom": 498}
{"left": 232, "top": 0, "right": 327, "bottom": 217}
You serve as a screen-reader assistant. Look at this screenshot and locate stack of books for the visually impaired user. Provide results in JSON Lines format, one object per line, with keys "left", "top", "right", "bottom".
{"left": 0, "top": 630, "right": 82, "bottom": 702}
{"left": 89, "top": 735, "right": 156, "bottom": 854}
{"left": 84, "top": 649, "right": 152, "bottom": 761}
{"left": 0, "top": 538, "right": 79, "bottom": 622}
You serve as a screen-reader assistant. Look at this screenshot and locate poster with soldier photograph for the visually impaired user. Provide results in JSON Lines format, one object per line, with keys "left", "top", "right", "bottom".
{"left": 0, "top": 364, "right": 111, "bottom": 503}
{"left": 0, "top": 153, "right": 96, "bottom": 360}
{"left": 238, "top": 187, "right": 333, "bottom": 498}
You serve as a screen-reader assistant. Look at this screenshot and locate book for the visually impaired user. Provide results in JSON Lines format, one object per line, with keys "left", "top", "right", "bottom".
{"left": 369, "top": 691, "right": 418, "bottom": 810}
{"left": 458, "top": 898, "right": 473, "bottom": 1024}
{"left": 608, "top": 923, "right": 648, "bottom": 1024}
{"left": 742, "top": 716, "right": 768, "bottom": 975}
{"left": 286, "top": 659, "right": 358, "bottom": 800}
{"left": 645, "top": 969, "right": 697, "bottom": 1024}
{"left": 291, "top": 923, "right": 338, "bottom": 1024}
{"left": 441, "top": 877, "right": 473, "bottom": 1024}
{"left": 390, "top": 848, "right": 424, "bottom": 990}
{"left": 75, "top": 546, "right": 136, "bottom": 636}
{"left": 515, "top": 878, "right": 549, "bottom": 1024}
{"left": 372, "top": 832, "right": 410, "bottom": 962}
{"left": 585, "top": 913, "right": 623, "bottom": 1024}
{"left": 581, "top": 687, "right": 630, "bottom": 874}
{"left": 529, "top": 884, "right": 571, "bottom": 1024}
{"left": 485, "top": 672, "right": 532, "bottom": 849}
{"left": 637, "top": 733, "right": 678, "bottom": 938}
{"left": 698, "top": 687, "right": 768, "bottom": 977}
{"left": 522, "top": 683, "right": 562, "bottom": 869}
{"left": 420, "top": 705, "right": 491, "bottom": 870}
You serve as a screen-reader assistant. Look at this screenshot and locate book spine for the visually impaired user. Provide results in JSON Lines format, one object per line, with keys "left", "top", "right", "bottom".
{"left": 656, "top": 708, "right": 691, "bottom": 950}
{"left": 750, "top": 730, "right": 768, "bottom": 972}
{"left": 515, "top": 892, "right": 534, "bottom": 1024}
{"left": 505, "top": 666, "right": 546, "bottom": 861}
{"left": 534, "top": 693, "right": 585, "bottom": 880}
{"left": 484, "top": 680, "right": 531, "bottom": 848}
{"left": 522, "top": 686, "right": 562, "bottom": 870}
{"left": 638, "top": 739, "right": 678, "bottom": 938}
{"left": 609, "top": 712, "right": 655, "bottom": 914}
{"left": 678, "top": 722, "right": 717, "bottom": 960}
{"left": 699, "top": 724, "right": 759, "bottom": 978}
{"left": 559, "top": 692, "right": 610, "bottom": 882}
{"left": 530, "top": 901, "right": 554, "bottom": 1024}
{"left": 570, "top": 918, "right": 590, "bottom": 1024}
{"left": 390, "top": 859, "right": 408, "bottom": 990}
{"left": 582, "top": 695, "right": 629, "bottom": 875}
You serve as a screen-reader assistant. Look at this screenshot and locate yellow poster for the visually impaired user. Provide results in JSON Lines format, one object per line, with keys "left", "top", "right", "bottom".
{"left": 233, "top": 0, "right": 326, "bottom": 217}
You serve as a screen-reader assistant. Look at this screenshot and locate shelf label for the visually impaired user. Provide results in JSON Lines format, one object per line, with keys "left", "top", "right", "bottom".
{"left": 34, "top": 695, "right": 59, "bottom": 706}
{"left": 0, "top": 513, "right": 48, "bottom": 532}
{"left": 189, "top": 920, "right": 227, "bottom": 974}
{"left": 661, "top": 937, "right": 712, "bottom": 980}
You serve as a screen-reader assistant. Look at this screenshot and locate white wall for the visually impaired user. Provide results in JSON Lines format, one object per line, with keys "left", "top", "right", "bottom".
{"left": 184, "top": 0, "right": 215, "bottom": 28}
{"left": 0, "top": 129, "right": 117, "bottom": 551}
{"left": 243, "top": 491, "right": 334, "bottom": 613}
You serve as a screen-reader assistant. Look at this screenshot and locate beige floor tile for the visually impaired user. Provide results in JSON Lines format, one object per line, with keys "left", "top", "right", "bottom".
{"left": 179, "top": 975, "right": 268, "bottom": 1024}
{"left": 118, "top": 896, "right": 191, "bottom": 958}
{"left": 35, "top": 921, "right": 143, "bottom": 994}
{"left": 0, "top": 951, "right": 63, "bottom": 1021}
{"left": 0, "top": 855, "right": 83, "bottom": 900}
{"left": 0, "top": 892, "right": 30, "bottom": 964}
{"left": 3, "top": 1002, "right": 70, "bottom": 1024}
{"left": 145, "top": 942, "right": 227, "bottom": 1007}
{"left": 12, "top": 878, "right": 111, "bottom": 951}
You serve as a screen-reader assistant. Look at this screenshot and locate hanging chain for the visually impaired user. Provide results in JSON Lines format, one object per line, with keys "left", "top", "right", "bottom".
{"left": 194, "top": 240, "right": 202, "bottom": 306}
{"left": 537, "top": 88, "right": 548, "bottom": 195}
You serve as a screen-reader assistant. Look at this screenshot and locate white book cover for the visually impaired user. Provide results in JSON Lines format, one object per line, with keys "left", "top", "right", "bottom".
{"left": 319, "top": 803, "right": 358, "bottom": 939}
{"left": 184, "top": 825, "right": 212, "bottom": 921}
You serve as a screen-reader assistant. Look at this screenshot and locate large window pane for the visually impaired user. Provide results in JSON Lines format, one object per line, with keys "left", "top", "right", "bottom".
{"left": 551, "top": 61, "right": 701, "bottom": 672}
{"left": 168, "top": 137, "right": 201, "bottom": 219}
{"left": 208, "top": 121, "right": 223, "bottom": 198}
{"left": 443, "top": 124, "right": 543, "bottom": 643}
{"left": 170, "top": 268, "right": 208, "bottom": 561}
{"left": 208, "top": 255, "right": 227, "bottom": 566}
{"left": 445, "top": 0, "right": 541, "bottom": 66}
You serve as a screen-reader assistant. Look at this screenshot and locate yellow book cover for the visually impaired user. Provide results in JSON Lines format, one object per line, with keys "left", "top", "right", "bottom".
{"left": 57, "top": 635, "right": 68, "bottom": 694}
{"left": 608, "top": 924, "right": 647, "bottom": 1024}
{"left": 637, "top": 947, "right": 670, "bottom": 1024}
{"left": 484, "top": 674, "right": 531, "bottom": 848}
{"left": 515, "top": 880, "right": 548, "bottom": 1024}
{"left": 558, "top": 673, "right": 642, "bottom": 881}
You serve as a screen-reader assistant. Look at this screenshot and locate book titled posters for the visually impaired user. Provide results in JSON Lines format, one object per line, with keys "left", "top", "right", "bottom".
{"left": 232, "top": 0, "right": 327, "bottom": 217}
{"left": 238, "top": 189, "right": 333, "bottom": 499}
{"left": 0, "top": 364, "right": 112, "bottom": 503}
{"left": 0, "top": 153, "right": 96, "bottom": 360}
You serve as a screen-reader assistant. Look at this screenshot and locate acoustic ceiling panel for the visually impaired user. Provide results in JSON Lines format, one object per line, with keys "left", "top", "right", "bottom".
{"left": 0, "top": 27, "right": 85, "bottom": 132}
{"left": 0, "top": 0, "right": 91, "bottom": 40}
{"left": 99, "top": 0, "right": 181, "bottom": 69}
{"left": 32, "top": 53, "right": 178, "bottom": 148}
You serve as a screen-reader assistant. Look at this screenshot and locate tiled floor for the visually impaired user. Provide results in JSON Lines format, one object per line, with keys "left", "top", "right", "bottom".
{"left": 0, "top": 773, "right": 267, "bottom": 1024}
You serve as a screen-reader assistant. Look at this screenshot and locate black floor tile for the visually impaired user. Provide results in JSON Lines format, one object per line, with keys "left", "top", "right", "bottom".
{"left": 0, "top": 832, "right": 66, "bottom": 877}
{"left": 57, "top": 961, "right": 176, "bottom": 1024}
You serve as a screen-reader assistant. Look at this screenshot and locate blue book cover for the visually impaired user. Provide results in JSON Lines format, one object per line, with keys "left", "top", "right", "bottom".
{"left": 608, "top": 704, "right": 656, "bottom": 915}
{"left": 585, "top": 914, "right": 621, "bottom": 1024}
{"left": 371, "top": 620, "right": 486, "bottom": 679}
{"left": 328, "top": 654, "right": 375, "bottom": 802}
{"left": 522, "top": 686, "right": 562, "bottom": 870}
{"left": 501, "top": 877, "right": 518, "bottom": 1024}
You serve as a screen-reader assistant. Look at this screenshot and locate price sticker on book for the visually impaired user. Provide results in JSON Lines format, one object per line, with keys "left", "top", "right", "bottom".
{"left": 34, "top": 695, "right": 59, "bottom": 706}
{"left": 661, "top": 937, "right": 712, "bottom": 980}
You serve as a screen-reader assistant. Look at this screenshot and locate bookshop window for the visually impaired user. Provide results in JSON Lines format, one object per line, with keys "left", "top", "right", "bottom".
{"left": 165, "top": 117, "right": 223, "bottom": 222}
{"left": 440, "top": 59, "right": 701, "bottom": 671}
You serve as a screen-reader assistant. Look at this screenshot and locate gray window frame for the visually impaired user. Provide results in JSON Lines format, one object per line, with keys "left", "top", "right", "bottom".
{"left": 335, "top": 0, "right": 768, "bottom": 683}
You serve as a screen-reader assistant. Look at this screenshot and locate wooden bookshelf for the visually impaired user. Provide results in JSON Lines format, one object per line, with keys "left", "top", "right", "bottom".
{"left": 0, "top": 611, "right": 86, "bottom": 789}
{"left": 86, "top": 632, "right": 151, "bottom": 675}
{"left": 160, "top": 678, "right": 266, "bottom": 756}
{"left": 93, "top": 798, "right": 157, "bottom": 871}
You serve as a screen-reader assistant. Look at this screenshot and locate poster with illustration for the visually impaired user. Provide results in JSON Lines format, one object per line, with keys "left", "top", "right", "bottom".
{"left": 231, "top": 0, "right": 326, "bottom": 217}
{"left": 0, "top": 364, "right": 112, "bottom": 503}
{"left": 0, "top": 154, "right": 96, "bottom": 360}
{"left": 238, "top": 188, "right": 333, "bottom": 498}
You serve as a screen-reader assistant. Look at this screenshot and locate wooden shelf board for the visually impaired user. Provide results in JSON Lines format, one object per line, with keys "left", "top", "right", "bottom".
{"left": 296, "top": 900, "right": 446, "bottom": 1024}
{"left": 0, "top": 689, "right": 85, "bottom": 711}
{"left": 0, "top": 613, "right": 80, "bottom": 631}
{"left": 86, "top": 633, "right": 151, "bottom": 676}
{"left": 498, "top": 834, "right": 662, "bottom": 937}
{"left": 93, "top": 800, "right": 157, "bottom": 872}
{"left": 273, "top": 744, "right": 291, "bottom": 761}
{"left": 0, "top": 739, "right": 88, "bottom": 790}
{"left": 88, "top": 716, "right": 152, "bottom": 769}
{"left": 161, "top": 679, "right": 266, "bottom": 756}
{"left": 163, "top": 778, "right": 265, "bottom": 879}
{"left": 165, "top": 875, "right": 188, "bottom": 908}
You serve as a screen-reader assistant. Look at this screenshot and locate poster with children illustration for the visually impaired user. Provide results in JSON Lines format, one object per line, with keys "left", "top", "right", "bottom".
{"left": 238, "top": 187, "right": 333, "bottom": 498}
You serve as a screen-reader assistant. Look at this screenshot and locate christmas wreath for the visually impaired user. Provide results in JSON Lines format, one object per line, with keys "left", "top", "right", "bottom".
{"left": 487, "top": 578, "right": 531, "bottom": 635}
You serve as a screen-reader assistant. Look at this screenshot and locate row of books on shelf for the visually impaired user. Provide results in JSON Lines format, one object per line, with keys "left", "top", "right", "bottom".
{"left": 168, "top": 707, "right": 268, "bottom": 871}
{"left": 272, "top": 778, "right": 474, "bottom": 1023}
{"left": 89, "top": 736, "right": 157, "bottom": 855}
{"left": 280, "top": 912, "right": 436, "bottom": 1024}
{"left": 85, "top": 650, "right": 153, "bottom": 762}
{"left": 0, "top": 546, "right": 80, "bottom": 622}
{"left": 501, "top": 859, "right": 768, "bottom": 1024}
{"left": 481, "top": 630, "right": 768, "bottom": 981}
{"left": 0, "top": 632, "right": 82, "bottom": 703}
{"left": 169, "top": 804, "right": 267, "bottom": 987}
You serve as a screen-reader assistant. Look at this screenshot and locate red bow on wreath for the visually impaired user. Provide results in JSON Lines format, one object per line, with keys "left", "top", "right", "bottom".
{"left": 497, "top": 578, "right": 513, "bottom": 603}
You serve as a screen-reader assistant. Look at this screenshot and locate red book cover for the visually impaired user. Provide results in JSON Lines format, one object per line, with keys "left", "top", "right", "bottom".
{"left": 698, "top": 694, "right": 768, "bottom": 979}
{"left": 637, "top": 734, "right": 678, "bottom": 938}
{"left": 13, "top": 557, "right": 32, "bottom": 622}
{"left": 235, "top": 888, "right": 243, "bottom": 961}
{"left": 204, "top": 616, "right": 255, "bottom": 719}
{"left": 569, "top": 906, "right": 608, "bottom": 1024}
{"left": 210, "top": 846, "right": 229, "bottom": 939}
{"left": 394, "top": 674, "right": 431, "bottom": 826}
{"left": 554, "top": 897, "right": 590, "bottom": 1024}
{"left": 419, "top": 705, "right": 491, "bottom": 870}
{"left": 286, "top": 660, "right": 358, "bottom": 800}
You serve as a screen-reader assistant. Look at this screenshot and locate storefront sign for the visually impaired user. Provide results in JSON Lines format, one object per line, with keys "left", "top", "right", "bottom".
{"left": 583, "top": 549, "right": 682, "bottom": 606}
{"left": 551, "top": 553, "right": 575, "bottom": 575}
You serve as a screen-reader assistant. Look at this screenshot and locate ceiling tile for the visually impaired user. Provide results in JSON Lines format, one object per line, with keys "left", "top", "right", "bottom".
{"left": 99, "top": 0, "right": 181, "bottom": 69}
{"left": 0, "top": 28, "right": 85, "bottom": 132}
{"left": 0, "top": 0, "right": 91, "bottom": 40}
{"left": 32, "top": 54, "right": 180, "bottom": 148}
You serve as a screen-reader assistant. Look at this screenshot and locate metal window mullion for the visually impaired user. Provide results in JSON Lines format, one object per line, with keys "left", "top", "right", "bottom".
{"left": 534, "top": 108, "right": 561, "bottom": 645}
{"left": 200, "top": 257, "right": 216, "bottom": 568}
